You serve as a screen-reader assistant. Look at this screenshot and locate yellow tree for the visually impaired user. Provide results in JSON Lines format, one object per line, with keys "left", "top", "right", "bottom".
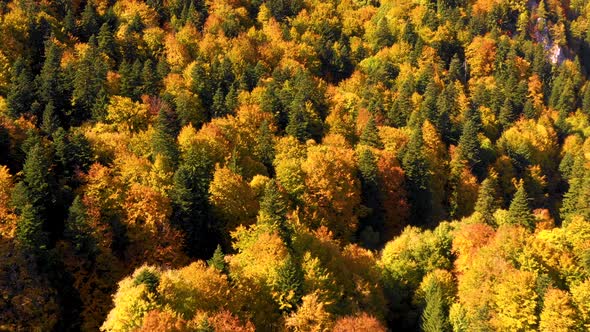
{"left": 492, "top": 270, "right": 538, "bottom": 331}
{"left": 539, "top": 288, "right": 581, "bottom": 332}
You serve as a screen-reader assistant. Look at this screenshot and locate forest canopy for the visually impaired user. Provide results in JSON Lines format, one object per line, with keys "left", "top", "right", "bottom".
{"left": 1, "top": 0, "right": 590, "bottom": 331}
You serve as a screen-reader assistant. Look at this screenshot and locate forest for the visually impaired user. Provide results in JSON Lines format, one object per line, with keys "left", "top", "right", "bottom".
{"left": 1, "top": 0, "right": 590, "bottom": 331}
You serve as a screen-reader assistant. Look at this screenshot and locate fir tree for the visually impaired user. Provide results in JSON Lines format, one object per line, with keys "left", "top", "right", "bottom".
{"left": 358, "top": 148, "right": 383, "bottom": 247}
{"left": 41, "top": 102, "right": 59, "bottom": 135}
{"left": 65, "top": 195, "right": 96, "bottom": 256}
{"left": 255, "top": 120, "right": 275, "bottom": 169}
{"left": 259, "top": 179, "right": 292, "bottom": 247}
{"left": 474, "top": 175, "right": 501, "bottom": 225}
{"left": 7, "top": 58, "right": 34, "bottom": 119}
{"left": 507, "top": 182, "right": 535, "bottom": 231}
{"left": 285, "top": 105, "right": 309, "bottom": 142}
{"left": 360, "top": 117, "right": 383, "bottom": 149}
{"left": 560, "top": 156, "right": 590, "bottom": 224}
{"left": 141, "top": 59, "right": 160, "bottom": 96}
{"left": 421, "top": 283, "right": 450, "bottom": 332}
{"left": 274, "top": 256, "right": 304, "bottom": 313}
{"left": 389, "top": 75, "right": 414, "bottom": 128}
{"left": 97, "top": 23, "right": 116, "bottom": 59}
{"left": 582, "top": 84, "right": 590, "bottom": 116}
{"left": 207, "top": 245, "right": 227, "bottom": 273}
{"left": 375, "top": 17, "right": 394, "bottom": 50}
{"left": 402, "top": 127, "right": 432, "bottom": 225}
{"left": 72, "top": 37, "right": 107, "bottom": 123}
{"left": 458, "top": 111, "right": 482, "bottom": 177}
{"left": 16, "top": 204, "right": 48, "bottom": 252}
{"left": 37, "top": 41, "right": 64, "bottom": 110}
{"left": 80, "top": 1, "right": 100, "bottom": 40}
{"left": 152, "top": 108, "right": 180, "bottom": 171}
{"left": 63, "top": 8, "right": 76, "bottom": 36}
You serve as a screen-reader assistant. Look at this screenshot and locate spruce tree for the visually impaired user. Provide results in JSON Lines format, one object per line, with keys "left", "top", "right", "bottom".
{"left": 421, "top": 284, "right": 450, "bottom": 332}
{"left": 65, "top": 195, "right": 96, "bottom": 256}
{"left": 72, "top": 37, "right": 107, "bottom": 123}
{"left": 16, "top": 204, "right": 48, "bottom": 252}
{"left": 259, "top": 179, "right": 292, "bottom": 247}
{"left": 358, "top": 148, "right": 383, "bottom": 247}
{"left": 458, "top": 111, "right": 482, "bottom": 177}
{"left": 97, "top": 23, "right": 116, "bottom": 59}
{"left": 507, "top": 182, "right": 535, "bottom": 231}
{"left": 285, "top": 105, "right": 309, "bottom": 142}
{"left": 389, "top": 75, "right": 414, "bottom": 127}
{"left": 474, "top": 175, "right": 501, "bottom": 225}
{"left": 561, "top": 156, "right": 590, "bottom": 224}
{"left": 37, "top": 41, "right": 64, "bottom": 110}
{"left": 80, "top": 1, "right": 100, "bottom": 40}
{"left": 7, "top": 58, "right": 34, "bottom": 119}
{"left": 152, "top": 108, "right": 180, "bottom": 171}
{"left": 402, "top": 127, "right": 432, "bottom": 225}
{"left": 360, "top": 117, "right": 383, "bottom": 149}
{"left": 375, "top": 17, "right": 394, "bottom": 50}
{"left": 207, "top": 245, "right": 227, "bottom": 273}
{"left": 274, "top": 256, "right": 304, "bottom": 313}
{"left": 41, "top": 102, "right": 59, "bottom": 135}
{"left": 141, "top": 59, "right": 160, "bottom": 96}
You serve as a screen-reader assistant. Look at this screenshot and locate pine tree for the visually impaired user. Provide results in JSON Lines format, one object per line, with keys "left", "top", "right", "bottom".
{"left": 16, "top": 203, "right": 48, "bottom": 252}
{"left": 80, "top": 1, "right": 100, "bottom": 40}
{"left": 582, "top": 84, "right": 590, "bottom": 116}
{"left": 211, "top": 87, "right": 227, "bottom": 118}
{"left": 507, "top": 182, "right": 535, "bottom": 231}
{"left": 37, "top": 41, "right": 64, "bottom": 110}
{"left": 259, "top": 179, "right": 292, "bottom": 247}
{"left": 286, "top": 105, "right": 309, "bottom": 142}
{"left": 7, "top": 58, "right": 34, "bottom": 119}
{"left": 63, "top": 8, "right": 76, "bottom": 36}
{"left": 375, "top": 17, "right": 394, "bottom": 50}
{"left": 358, "top": 148, "right": 383, "bottom": 247}
{"left": 421, "top": 283, "right": 450, "bottom": 332}
{"left": 360, "top": 117, "right": 383, "bottom": 149}
{"left": 447, "top": 54, "right": 463, "bottom": 83}
{"left": 152, "top": 108, "right": 179, "bottom": 171}
{"left": 402, "top": 127, "right": 432, "bottom": 225}
{"left": 474, "top": 175, "right": 501, "bottom": 225}
{"left": 141, "top": 59, "right": 160, "bottom": 96}
{"left": 65, "top": 195, "right": 96, "bottom": 256}
{"left": 274, "top": 256, "right": 304, "bottom": 313}
{"left": 560, "top": 156, "right": 590, "bottom": 224}
{"left": 72, "top": 37, "right": 107, "bottom": 123}
{"left": 389, "top": 75, "right": 414, "bottom": 127}
{"left": 458, "top": 111, "right": 482, "bottom": 177}
{"left": 207, "top": 245, "right": 227, "bottom": 273}
{"left": 255, "top": 120, "right": 275, "bottom": 169}
{"left": 97, "top": 23, "right": 116, "bottom": 59}
{"left": 41, "top": 102, "right": 59, "bottom": 135}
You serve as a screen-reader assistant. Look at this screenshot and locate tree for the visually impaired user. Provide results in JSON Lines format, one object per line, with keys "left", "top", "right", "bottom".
{"left": 37, "top": 41, "right": 64, "bottom": 110}
{"left": 80, "top": 1, "right": 100, "bottom": 40}
{"left": 474, "top": 174, "right": 501, "bottom": 226}
{"left": 506, "top": 182, "right": 535, "bottom": 231}
{"left": 333, "top": 313, "right": 386, "bottom": 332}
{"left": 257, "top": 179, "right": 291, "bottom": 246}
{"left": 72, "top": 37, "right": 108, "bottom": 123}
{"left": 539, "top": 288, "right": 581, "bottom": 332}
{"left": 97, "top": 23, "right": 116, "bottom": 60}
{"left": 458, "top": 110, "right": 482, "bottom": 177}
{"left": 16, "top": 204, "right": 47, "bottom": 252}
{"left": 360, "top": 117, "right": 383, "bottom": 149}
{"left": 421, "top": 282, "right": 450, "bottom": 332}
{"left": 358, "top": 148, "right": 382, "bottom": 247}
{"left": 64, "top": 195, "right": 96, "bottom": 256}
{"left": 374, "top": 17, "right": 394, "bottom": 50}
{"left": 402, "top": 127, "right": 432, "bottom": 226}
{"left": 207, "top": 245, "right": 227, "bottom": 273}
{"left": 152, "top": 107, "right": 179, "bottom": 170}
{"left": 273, "top": 256, "right": 304, "bottom": 313}
{"left": 6, "top": 58, "right": 34, "bottom": 119}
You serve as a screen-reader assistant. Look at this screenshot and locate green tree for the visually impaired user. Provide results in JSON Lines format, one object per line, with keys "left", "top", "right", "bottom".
{"left": 16, "top": 204, "right": 48, "bottom": 252}
{"left": 37, "top": 41, "right": 64, "bottom": 111}
{"left": 142, "top": 59, "right": 160, "bottom": 96}
{"left": 258, "top": 179, "right": 292, "bottom": 247}
{"left": 152, "top": 108, "right": 179, "bottom": 171}
{"left": 80, "top": 1, "right": 100, "bottom": 40}
{"left": 97, "top": 23, "right": 116, "bottom": 60}
{"left": 41, "top": 102, "right": 59, "bottom": 135}
{"left": 64, "top": 195, "right": 96, "bottom": 256}
{"left": 506, "top": 182, "right": 535, "bottom": 230}
{"left": 358, "top": 148, "right": 383, "bottom": 247}
{"left": 7, "top": 58, "right": 34, "bottom": 119}
{"left": 402, "top": 127, "right": 432, "bottom": 225}
{"left": 274, "top": 256, "right": 304, "bottom": 313}
{"left": 458, "top": 110, "right": 482, "bottom": 177}
{"left": 72, "top": 37, "right": 108, "bottom": 123}
{"left": 207, "top": 245, "right": 227, "bottom": 273}
{"left": 560, "top": 156, "right": 590, "bottom": 224}
{"left": 421, "top": 283, "right": 450, "bottom": 332}
{"left": 474, "top": 175, "right": 501, "bottom": 225}
{"left": 360, "top": 117, "right": 383, "bottom": 149}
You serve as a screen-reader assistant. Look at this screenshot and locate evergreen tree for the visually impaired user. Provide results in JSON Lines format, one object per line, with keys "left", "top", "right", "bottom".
{"left": 63, "top": 8, "right": 76, "bottom": 36}
{"left": 474, "top": 175, "right": 501, "bottom": 225}
{"left": 560, "top": 156, "right": 590, "bottom": 224}
{"left": 207, "top": 245, "right": 227, "bottom": 273}
{"left": 37, "top": 41, "right": 64, "bottom": 110}
{"left": 80, "top": 1, "right": 100, "bottom": 40}
{"left": 211, "top": 87, "right": 227, "bottom": 118}
{"left": 41, "top": 102, "right": 59, "bottom": 135}
{"left": 7, "top": 58, "right": 35, "bottom": 119}
{"left": 458, "top": 111, "right": 482, "bottom": 177}
{"left": 421, "top": 284, "right": 450, "bottom": 332}
{"left": 582, "top": 84, "right": 590, "bottom": 116}
{"left": 358, "top": 148, "right": 383, "bottom": 248}
{"left": 360, "top": 117, "right": 383, "bottom": 149}
{"left": 507, "top": 182, "right": 535, "bottom": 231}
{"left": 171, "top": 149, "right": 214, "bottom": 257}
{"left": 285, "top": 105, "right": 309, "bottom": 142}
{"left": 375, "top": 17, "right": 394, "bottom": 50}
{"left": 274, "top": 256, "right": 304, "bottom": 313}
{"left": 259, "top": 179, "right": 292, "bottom": 247}
{"left": 402, "top": 127, "right": 432, "bottom": 225}
{"left": 97, "top": 23, "right": 116, "bottom": 60}
{"left": 72, "top": 37, "right": 107, "bottom": 123}
{"left": 16, "top": 203, "right": 48, "bottom": 252}
{"left": 255, "top": 120, "right": 275, "bottom": 170}
{"left": 65, "top": 195, "right": 96, "bottom": 256}
{"left": 389, "top": 75, "right": 414, "bottom": 127}
{"left": 141, "top": 59, "right": 160, "bottom": 96}
{"left": 152, "top": 108, "right": 179, "bottom": 170}
{"left": 447, "top": 54, "right": 463, "bottom": 83}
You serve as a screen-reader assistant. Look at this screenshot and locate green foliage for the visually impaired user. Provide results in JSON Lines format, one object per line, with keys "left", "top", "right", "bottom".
{"left": 506, "top": 183, "right": 535, "bottom": 230}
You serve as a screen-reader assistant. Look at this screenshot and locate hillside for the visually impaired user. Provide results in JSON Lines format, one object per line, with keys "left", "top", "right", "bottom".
{"left": 1, "top": 0, "right": 590, "bottom": 331}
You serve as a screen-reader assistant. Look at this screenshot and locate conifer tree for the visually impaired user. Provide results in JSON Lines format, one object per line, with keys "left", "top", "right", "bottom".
{"left": 507, "top": 182, "right": 535, "bottom": 230}
{"left": 7, "top": 58, "right": 34, "bottom": 119}
{"left": 63, "top": 8, "right": 76, "bottom": 36}
{"left": 358, "top": 148, "right": 383, "bottom": 247}
{"left": 421, "top": 284, "right": 449, "bottom": 332}
{"left": 402, "top": 127, "right": 432, "bottom": 225}
{"left": 16, "top": 203, "right": 48, "bottom": 252}
{"left": 360, "top": 117, "right": 383, "bottom": 149}
{"left": 38, "top": 41, "right": 64, "bottom": 110}
{"left": 375, "top": 17, "right": 394, "bottom": 50}
{"left": 152, "top": 108, "right": 179, "bottom": 171}
{"left": 80, "top": 1, "right": 100, "bottom": 40}
{"left": 286, "top": 105, "right": 309, "bottom": 142}
{"left": 458, "top": 111, "right": 482, "bottom": 177}
{"left": 474, "top": 174, "right": 501, "bottom": 225}
{"left": 207, "top": 245, "right": 227, "bottom": 273}
{"left": 72, "top": 37, "right": 107, "bottom": 123}
{"left": 560, "top": 156, "right": 590, "bottom": 224}
{"left": 274, "top": 256, "right": 304, "bottom": 313}
{"left": 41, "top": 102, "right": 59, "bottom": 135}
{"left": 389, "top": 76, "right": 414, "bottom": 127}
{"left": 141, "top": 59, "right": 160, "bottom": 96}
{"left": 65, "top": 195, "right": 96, "bottom": 256}
{"left": 97, "top": 23, "right": 116, "bottom": 60}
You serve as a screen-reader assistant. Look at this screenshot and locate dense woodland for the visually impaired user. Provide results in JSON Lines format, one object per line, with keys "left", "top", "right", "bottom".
{"left": 2, "top": 0, "right": 590, "bottom": 331}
